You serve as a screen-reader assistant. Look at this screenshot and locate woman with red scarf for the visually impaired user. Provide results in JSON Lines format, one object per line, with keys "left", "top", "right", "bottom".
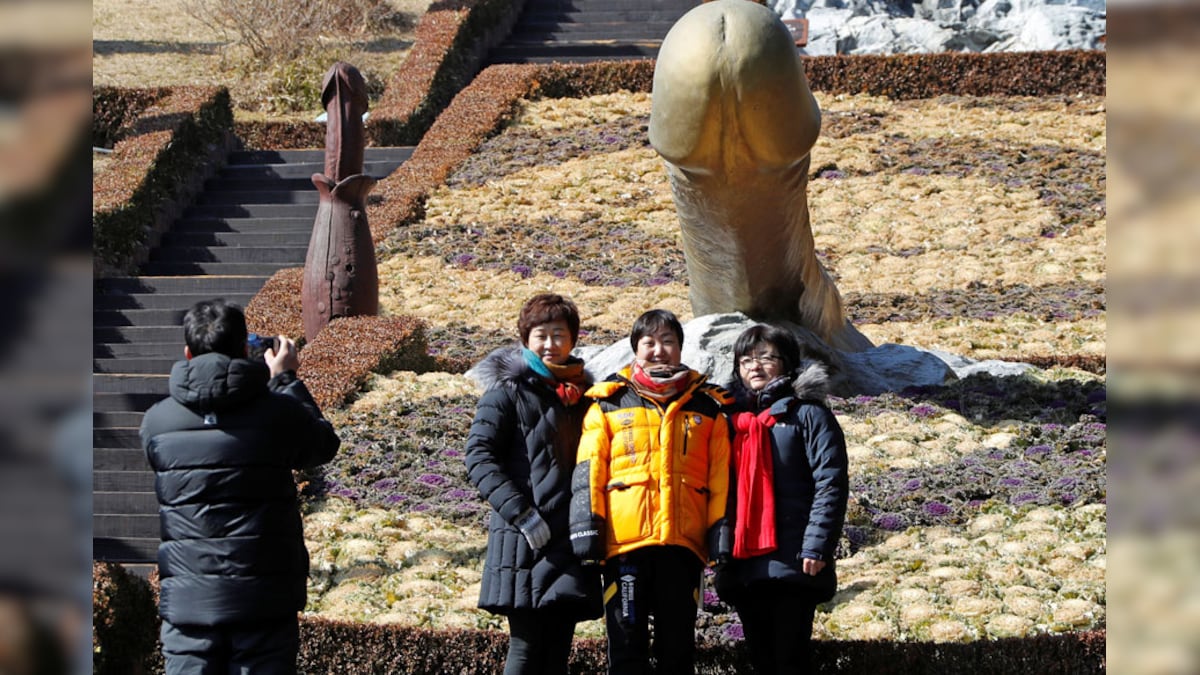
{"left": 716, "top": 324, "right": 849, "bottom": 674}
{"left": 570, "top": 309, "right": 732, "bottom": 675}
{"left": 465, "top": 294, "right": 602, "bottom": 675}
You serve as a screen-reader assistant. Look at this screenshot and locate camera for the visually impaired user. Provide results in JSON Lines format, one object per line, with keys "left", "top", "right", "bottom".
{"left": 247, "top": 333, "right": 279, "bottom": 360}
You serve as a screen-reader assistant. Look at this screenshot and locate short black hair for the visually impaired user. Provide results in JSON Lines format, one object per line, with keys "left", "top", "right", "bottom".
{"left": 730, "top": 323, "right": 803, "bottom": 383}
{"left": 629, "top": 309, "right": 684, "bottom": 352}
{"left": 183, "top": 299, "right": 248, "bottom": 358}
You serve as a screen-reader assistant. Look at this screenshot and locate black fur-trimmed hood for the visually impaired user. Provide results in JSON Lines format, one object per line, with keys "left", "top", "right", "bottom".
{"left": 469, "top": 345, "right": 593, "bottom": 392}
{"left": 788, "top": 359, "right": 831, "bottom": 401}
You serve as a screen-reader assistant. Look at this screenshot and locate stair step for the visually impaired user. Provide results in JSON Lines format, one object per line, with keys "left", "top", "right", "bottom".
{"left": 94, "top": 514, "right": 160, "bottom": 540}
{"left": 172, "top": 217, "right": 315, "bottom": 233}
{"left": 228, "top": 147, "right": 414, "bottom": 165}
{"left": 95, "top": 448, "right": 151, "bottom": 471}
{"left": 160, "top": 231, "right": 310, "bottom": 248}
{"left": 489, "top": 43, "right": 662, "bottom": 61}
{"left": 511, "top": 23, "right": 678, "bottom": 40}
{"left": 218, "top": 159, "right": 404, "bottom": 181}
{"left": 520, "top": 9, "right": 691, "bottom": 21}
{"left": 498, "top": 38, "right": 662, "bottom": 48}
{"left": 95, "top": 342, "right": 184, "bottom": 358}
{"left": 95, "top": 411, "right": 146, "bottom": 428}
{"left": 96, "top": 325, "right": 189, "bottom": 344}
{"left": 95, "top": 491, "right": 158, "bottom": 514}
{"left": 522, "top": 0, "right": 693, "bottom": 10}
{"left": 94, "top": 392, "right": 166, "bottom": 413}
{"left": 95, "top": 470, "right": 155, "bottom": 492}
{"left": 93, "top": 292, "right": 256, "bottom": 311}
{"left": 138, "top": 261, "right": 297, "bottom": 276}
{"left": 94, "top": 427, "right": 142, "bottom": 449}
{"left": 93, "top": 536, "right": 159, "bottom": 563}
{"left": 94, "top": 308, "right": 187, "bottom": 328}
{"left": 205, "top": 177, "right": 325, "bottom": 192}
{"left": 196, "top": 190, "right": 321, "bottom": 206}
{"left": 148, "top": 246, "right": 309, "bottom": 264}
{"left": 493, "top": 54, "right": 660, "bottom": 64}
{"left": 94, "top": 374, "right": 169, "bottom": 395}
{"left": 96, "top": 276, "right": 269, "bottom": 295}
{"left": 184, "top": 203, "right": 318, "bottom": 219}
{"left": 94, "top": 357, "right": 178, "bottom": 374}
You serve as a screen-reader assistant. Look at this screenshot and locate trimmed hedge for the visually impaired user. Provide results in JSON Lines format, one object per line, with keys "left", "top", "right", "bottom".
{"left": 368, "top": 0, "right": 527, "bottom": 147}
{"left": 92, "top": 562, "right": 158, "bottom": 675}
{"left": 297, "top": 314, "right": 436, "bottom": 411}
{"left": 92, "top": 567, "right": 1106, "bottom": 675}
{"left": 245, "top": 267, "right": 307, "bottom": 346}
{"left": 92, "top": 87, "right": 169, "bottom": 149}
{"left": 803, "top": 50, "right": 1105, "bottom": 99}
{"left": 92, "top": 86, "right": 234, "bottom": 275}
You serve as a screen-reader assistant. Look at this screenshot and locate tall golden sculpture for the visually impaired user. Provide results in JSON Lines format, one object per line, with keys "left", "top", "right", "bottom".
{"left": 650, "top": 0, "right": 872, "bottom": 352}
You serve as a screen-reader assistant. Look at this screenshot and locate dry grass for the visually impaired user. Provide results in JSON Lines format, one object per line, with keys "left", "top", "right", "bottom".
{"left": 93, "top": 0, "right": 433, "bottom": 115}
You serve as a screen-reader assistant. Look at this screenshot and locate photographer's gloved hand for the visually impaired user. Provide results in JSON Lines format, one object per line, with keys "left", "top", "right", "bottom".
{"left": 515, "top": 508, "right": 551, "bottom": 550}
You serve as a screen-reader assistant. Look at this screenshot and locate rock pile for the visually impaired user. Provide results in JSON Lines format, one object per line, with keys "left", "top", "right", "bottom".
{"left": 574, "top": 313, "right": 1033, "bottom": 398}
{"left": 773, "top": 0, "right": 1105, "bottom": 55}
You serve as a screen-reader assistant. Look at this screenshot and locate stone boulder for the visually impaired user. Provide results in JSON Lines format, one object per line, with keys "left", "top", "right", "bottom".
{"left": 774, "top": 0, "right": 1105, "bottom": 55}
{"left": 574, "top": 313, "right": 1029, "bottom": 398}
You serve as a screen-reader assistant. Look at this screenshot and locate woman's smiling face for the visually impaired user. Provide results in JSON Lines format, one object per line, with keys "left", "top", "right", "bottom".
{"left": 738, "top": 344, "right": 784, "bottom": 391}
{"left": 526, "top": 320, "right": 574, "bottom": 366}
{"left": 635, "top": 326, "right": 682, "bottom": 368}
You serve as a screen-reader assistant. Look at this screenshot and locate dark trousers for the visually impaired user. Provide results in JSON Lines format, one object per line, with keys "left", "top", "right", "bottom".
{"left": 504, "top": 609, "right": 577, "bottom": 675}
{"left": 732, "top": 582, "right": 818, "bottom": 675}
{"left": 602, "top": 545, "right": 703, "bottom": 675}
{"left": 160, "top": 617, "right": 299, "bottom": 675}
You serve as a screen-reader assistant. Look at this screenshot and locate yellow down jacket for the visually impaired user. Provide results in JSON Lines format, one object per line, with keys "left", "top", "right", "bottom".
{"left": 569, "top": 366, "right": 732, "bottom": 564}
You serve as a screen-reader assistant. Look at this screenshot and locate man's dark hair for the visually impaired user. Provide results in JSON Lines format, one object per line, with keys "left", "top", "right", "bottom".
{"left": 517, "top": 293, "right": 582, "bottom": 345}
{"left": 629, "top": 309, "right": 684, "bottom": 352}
{"left": 183, "top": 299, "right": 248, "bottom": 358}
{"left": 730, "top": 323, "right": 803, "bottom": 383}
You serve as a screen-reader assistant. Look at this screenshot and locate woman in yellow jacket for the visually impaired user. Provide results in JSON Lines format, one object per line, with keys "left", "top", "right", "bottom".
{"left": 569, "top": 309, "right": 732, "bottom": 675}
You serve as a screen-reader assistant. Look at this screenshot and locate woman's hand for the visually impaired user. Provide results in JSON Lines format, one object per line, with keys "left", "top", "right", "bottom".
{"left": 802, "top": 557, "right": 826, "bottom": 576}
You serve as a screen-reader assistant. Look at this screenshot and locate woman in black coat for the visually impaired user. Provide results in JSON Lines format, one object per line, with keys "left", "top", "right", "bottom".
{"left": 464, "top": 294, "right": 602, "bottom": 675}
{"left": 716, "top": 324, "right": 849, "bottom": 674}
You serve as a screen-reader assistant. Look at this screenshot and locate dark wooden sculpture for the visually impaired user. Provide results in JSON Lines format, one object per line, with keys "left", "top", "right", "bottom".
{"left": 301, "top": 61, "right": 379, "bottom": 342}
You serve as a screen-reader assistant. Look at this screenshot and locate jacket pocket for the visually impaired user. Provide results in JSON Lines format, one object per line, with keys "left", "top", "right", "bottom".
{"left": 678, "top": 474, "right": 711, "bottom": 550}
{"left": 605, "top": 472, "right": 652, "bottom": 544}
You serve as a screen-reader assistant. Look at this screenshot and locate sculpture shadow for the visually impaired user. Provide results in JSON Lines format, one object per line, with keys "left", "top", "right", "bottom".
{"left": 891, "top": 371, "right": 1105, "bottom": 428}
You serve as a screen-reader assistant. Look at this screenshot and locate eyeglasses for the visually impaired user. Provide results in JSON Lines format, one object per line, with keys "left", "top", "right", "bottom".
{"left": 738, "top": 354, "right": 782, "bottom": 368}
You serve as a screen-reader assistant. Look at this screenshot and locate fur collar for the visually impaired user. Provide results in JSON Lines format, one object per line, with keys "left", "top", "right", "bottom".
{"left": 469, "top": 345, "right": 592, "bottom": 392}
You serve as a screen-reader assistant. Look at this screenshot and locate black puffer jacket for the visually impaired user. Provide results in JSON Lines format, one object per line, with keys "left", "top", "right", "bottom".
{"left": 717, "top": 360, "right": 849, "bottom": 604}
{"left": 465, "top": 347, "right": 602, "bottom": 620}
{"left": 140, "top": 353, "right": 340, "bottom": 626}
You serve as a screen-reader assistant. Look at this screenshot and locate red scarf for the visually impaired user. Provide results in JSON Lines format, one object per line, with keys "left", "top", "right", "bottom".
{"left": 629, "top": 362, "right": 691, "bottom": 402}
{"left": 543, "top": 359, "right": 588, "bottom": 406}
{"left": 732, "top": 409, "right": 778, "bottom": 558}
